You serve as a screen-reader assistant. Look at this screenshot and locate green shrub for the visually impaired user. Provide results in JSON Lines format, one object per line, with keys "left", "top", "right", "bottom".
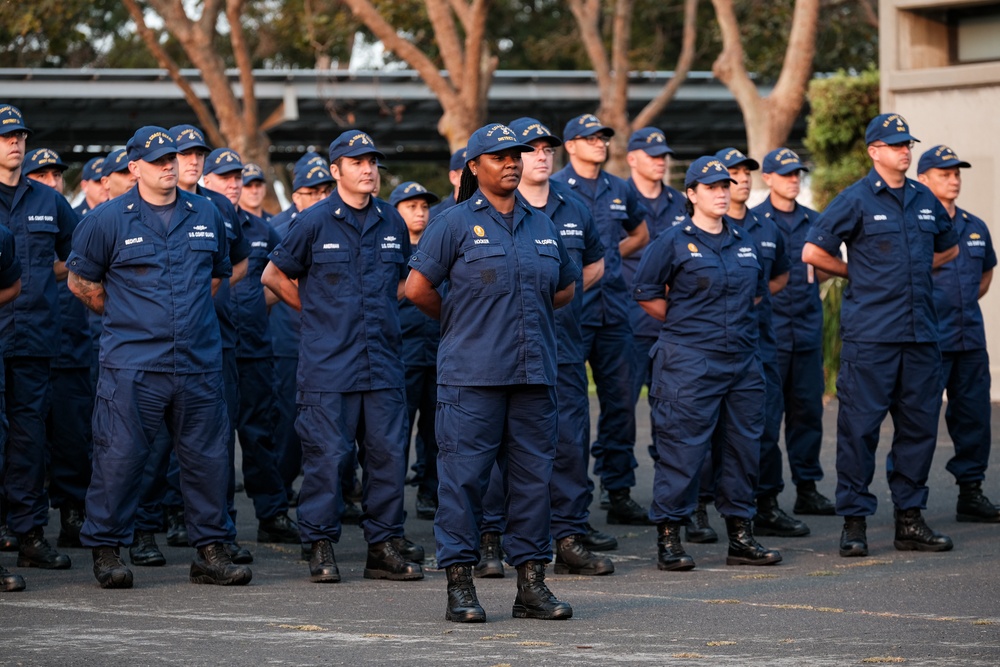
{"left": 804, "top": 68, "right": 879, "bottom": 394}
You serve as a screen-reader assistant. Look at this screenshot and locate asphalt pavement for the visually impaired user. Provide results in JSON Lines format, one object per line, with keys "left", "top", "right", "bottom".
{"left": 2, "top": 399, "right": 999, "bottom": 666}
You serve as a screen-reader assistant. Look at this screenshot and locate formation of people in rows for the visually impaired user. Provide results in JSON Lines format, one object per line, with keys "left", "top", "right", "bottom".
{"left": 0, "top": 103, "right": 994, "bottom": 625}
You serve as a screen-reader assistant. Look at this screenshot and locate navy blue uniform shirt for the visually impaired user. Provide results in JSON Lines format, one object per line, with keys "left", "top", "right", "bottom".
{"left": 551, "top": 164, "right": 647, "bottom": 327}
{"left": 754, "top": 198, "right": 824, "bottom": 351}
{"left": 0, "top": 178, "right": 76, "bottom": 358}
{"left": 399, "top": 240, "right": 442, "bottom": 368}
{"left": 624, "top": 180, "right": 687, "bottom": 340}
{"left": 933, "top": 207, "right": 996, "bottom": 352}
{"left": 429, "top": 195, "right": 457, "bottom": 221}
{"left": 633, "top": 220, "right": 765, "bottom": 354}
{"left": 806, "top": 169, "right": 958, "bottom": 343}
{"left": 408, "top": 189, "right": 580, "bottom": 386}
{"left": 0, "top": 224, "right": 23, "bottom": 297}
{"left": 545, "top": 180, "right": 605, "bottom": 365}
{"left": 67, "top": 186, "right": 232, "bottom": 373}
{"left": 198, "top": 186, "right": 251, "bottom": 351}
{"left": 231, "top": 207, "right": 280, "bottom": 359}
{"left": 267, "top": 207, "right": 301, "bottom": 359}
{"left": 268, "top": 190, "right": 410, "bottom": 393}
{"left": 726, "top": 209, "right": 790, "bottom": 362}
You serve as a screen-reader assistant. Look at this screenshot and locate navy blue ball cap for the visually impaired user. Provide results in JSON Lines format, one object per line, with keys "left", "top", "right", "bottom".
{"left": 23, "top": 148, "right": 68, "bottom": 175}
{"left": 762, "top": 147, "right": 808, "bottom": 175}
{"left": 627, "top": 127, "right": 673, "bottom": 156}
{"left": 169, "top": 124, "right": 210, "bottom": 152}
{"left": 390, "top": 181, "right": 440, "bottom": 207}
{"left": 714, "top": 147, "right": 759, "bottom": 171}
{"left": 562, "top": 114, "right": 615, "bottom": 143}
{"left": 448, "top": 147, "right": 468, "bottom": 171}
{"left": 242, "top": 163, "right": 265, "bottom": 185}
{"left": 126, "top": 126, "right": 178, "bottom": 163}
{"left": 865, "top": 113, "right": 919, "bottom": 145}
{"left": 294, "top": 151, "right": 327, "bottom": 173}
{"left": 203, "top": 148, "right": 244, "bottom": 175}
{"left": 508, "top": 117, "right": 562, "bottom": 148}
{"left": 292, "top": 164, "right": 333, "bottom": 191}
{"left": 685, "top": 156, "right": 738, "bottom": 188}
{"left": 104, "top": 148, "right": 130, "bottom": 174}
{"left": 328, "top": 130, "right": 386, "bottom": 162}
{"left": 82, "top": 157, "right": 105, "bottom": 181}
{"left": 464, "top": 123, "right": 536, "bottom": 162}
{"left": 0, "top": 104, "right": 31, "bottom": 135}
{"left": 389, "top": 181, "right": 441, "bottom": 206}
{"left": 917, "top": 145, "right": 971, "bottom": 174}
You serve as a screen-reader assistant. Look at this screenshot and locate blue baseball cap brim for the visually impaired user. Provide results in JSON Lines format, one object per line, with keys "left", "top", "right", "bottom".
{"left": 917, "top": 146, "right": 971, "bottom": 174}
{"left": 562, "top": 114, "right": 615, "bottom": 143}
{"left": 390, "top": 181, "right": 440, "bottom": 207}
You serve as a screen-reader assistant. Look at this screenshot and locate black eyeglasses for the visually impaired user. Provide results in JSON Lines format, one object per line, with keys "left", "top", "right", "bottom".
{"left": 578, "top": 134, "right": 611, "bottom": 147}
{"left": 3, "top": 131, "right": 28, "bottom": 141}
{"left": 870, "top": 141, "right": 914, "bottom": 150}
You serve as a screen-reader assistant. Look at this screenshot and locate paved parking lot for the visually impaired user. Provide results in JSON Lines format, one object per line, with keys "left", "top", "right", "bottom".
{"left": 2, "top": 400, "right": 998, "bottom": 666}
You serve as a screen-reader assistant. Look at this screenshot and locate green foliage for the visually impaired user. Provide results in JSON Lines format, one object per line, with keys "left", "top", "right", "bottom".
{"left": 803, "top": 67, "right": 878, "bottom": 394}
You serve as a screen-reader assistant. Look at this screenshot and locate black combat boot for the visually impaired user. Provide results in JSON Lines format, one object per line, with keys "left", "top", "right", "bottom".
{"left": 725, "top": 517, "right": 782, "bottom": 566}
{"left": 415, "top": 492, "right": 437, "bottom": 520}
{"left": 893, "top": 509, "right": 953, "bottom": 552}
{"left": 445, "top": 563, "right": 486, "bottom": 623}
{"left": 308, "top": 539, "right": 340, "bottom": 583}
{"left": 17, "top": 527, "right": 71, "bottom": 569}
{"left": 754, "top": 494, "right": 810, "bottom": 537}
{"left": 607, "top": 489, "right": 653, "bottom": 525}
{"left": 224, "top": 542, "right": 254, "bottom": 564}
{"left": 364, "top": 540, "right": 423, "bottom": 580}
{"left": 554, "top": 534, "right": 614, "bottom": 575}
{"left": 839, "top": 516, "right": 868, "bottom": 557}
{"left": 165, "top": 506, "right": 188, "bottom": 547}
{"left": 92, "top": 546, "right": 133, "bottom": 589}
{"left": 685, "top": 500, "right": 719, "bottom": 543}
{"left": 129, "top": 530, "right": 166, "bottom": 566}
{"left": 57, "top": 502, "right": 85, "bottom": 548}
{"left": 656, "top": 521, "right": 696, "bottom": 571}
{"left": 190, "top": 543, "right": 253, "bottom": 585}
{"left": 794, "top": 481, "right": 836, "bottom": 515}
{"left": 257, "top": 513, "right": 300, "bottom": 544}
{"left": 0, "top": 563, "right": 25, "bottom": 592}
{"left": 0, "top": 523, "right": 18, "bottom": 552}
{"left": 390, "top": 535, "right": 425, "bottom": 563}
{"left": 580, "top": 522, "right": 618, "bottom": 551}
{"left": 956, "top": 481, "right": 1000, "bottom": 523}
{"left": 512, "top": 560, "right": 573, "bottom": 620}
{"left": 473, "top": 531, "right": 505, "bottom": 578}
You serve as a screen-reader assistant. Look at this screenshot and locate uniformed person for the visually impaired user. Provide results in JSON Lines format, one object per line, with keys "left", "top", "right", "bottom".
{"left": 390, "top": 181, "right": 442, "bottom": 521}
{"left": 712, "top": 148, "right": 803, "bottom": 540}
{"left": 551, "top": 114, "right": 650, "bottom": 526}
{"left": 0, "top": 213, "right": 23, "bottom": 591}
{"left": 67, "top": 125, "right": 252, "bottom": 588}
{"left": 916, "top": 145, "right": 998, "bottom": 522}
{"left": 428, "top": 147, "right": 466, "bottom": 220}
{"left": 754, "top": 148, "right": 836, "bottom": 517}
{"left": 75, "top": 157, "right": 108, "bottom": 216}
{"left": 24, "top": 148, "right": 95, "bottom": 550}
{"left": 203, "top": 148, "right": 298, "bottom": 543}
{"left": 406, "top": 123, "right": 579, "bottom": 623}
{"left": 100, "top": 148, "right": 137, "bottom": 200}
{"left": 262, "top": 130, "right": 423, "bottom": 584}
{"left": 622, "top": 127, "right": 688, "bottom": 524}
{"left": 0, "top": 105, "right": 77, "bottom": 571}
{"left": 802, "top": 113, "right": 959, "bottom": 557}
{"left": 267, "top": 155, "right": 334, "bottom": 509}
{"left": 633, "top": 155, "right": 781, "bottom": 571}
{"left": 238, "top": 163, "right": 271, "bottom": 221}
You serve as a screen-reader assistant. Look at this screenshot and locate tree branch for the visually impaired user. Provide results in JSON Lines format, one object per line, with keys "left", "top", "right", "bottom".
{"left": 225, "top": 0, "right": 259, "bottom": 138}
{"left": 609, "top": 0, "right": 634, "bottom": 116}
{"left": 199, "top": 0, "right": 226, "bottom": 35}
{"left": 459, "top": 0, "right": 490, "bottom": 113}
{"left": 121, "top": 0, "right": 224, "bottom": 146}
{"left": 567, "top": 0, "right": 613, "bottom": 104}
{"left": 633, "top": 0, "right": 698, "bottom": 128}
{"left": 710, "top": 0, "right": 761, "bottom": 110}
{"left": 425, "top": 0, "right": 465, "bottom": 81}
{"left": 770, "top": 0, "right": 819, "bottom": 105}
{"left": 445, "top": 0, "right": 471, "bottom": 28}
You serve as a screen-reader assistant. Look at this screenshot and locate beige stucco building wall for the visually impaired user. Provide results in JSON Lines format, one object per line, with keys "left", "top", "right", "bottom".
{"left": 881, "top": 0, "right": 1000, "bottom": 399}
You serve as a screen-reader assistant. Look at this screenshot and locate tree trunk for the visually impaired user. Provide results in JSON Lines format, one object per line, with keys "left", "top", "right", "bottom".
{"left": 711, "top": 0, "right": 819, "bottom": 182}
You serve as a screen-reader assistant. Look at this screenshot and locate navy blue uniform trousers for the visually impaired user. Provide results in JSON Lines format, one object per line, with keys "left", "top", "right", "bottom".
{"left": 836, "top": 341, "right": 942, "bottom": 516}
{"left": 649, "top": 344, "right": 764, "bottom": 523}
{"left": 777, "top": 346, "right": 825, "bottom": 485}
{"left": 940, "top": 349, "right": 991, "bottom": 483}
{"left": 272, "top": 355, "right": 301, "bottom": 494}
{"left": 3, "top": 357, "right": 53, "bottom": 533}
{"left": 436, "top": 384, "right": 557, "bottom": 568}
{"left": 236, "top": 357, "right": 287, "bottom": 520}
{"left": 46, "top": 366, "right": 94, "bottom": 510}
{"left": 81, "top": 368, "right": 236, "bottom": 547}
